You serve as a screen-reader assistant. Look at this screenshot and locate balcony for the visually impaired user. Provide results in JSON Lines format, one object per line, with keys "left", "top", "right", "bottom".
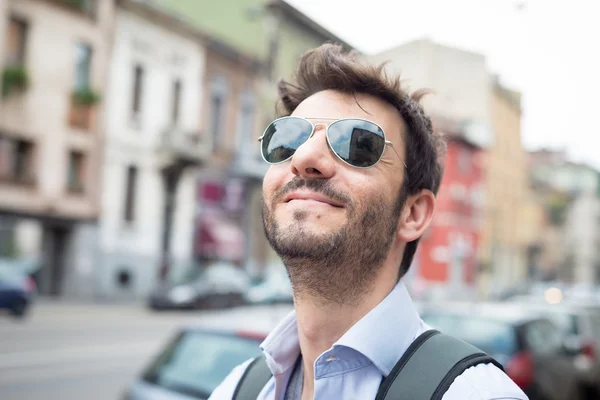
{"left": 230, "top": 150, "right": 268, "bottom": 180}
{"left": 48, "top": 0, "right": 97, "bottom": 20}
{"left": 157, "top": 127, "right": 212, "bottom": 168}
{"left": 67, "top": 89, "right": 100, "bottom": 131}
{"left": 2, "top": 66, "right": 29, "bottom": 99}
{"left": 66, "top": 181, "right": 85, "bottom": 195}
{"left": 0, "top": 173, "right": 36, "bottom": 188}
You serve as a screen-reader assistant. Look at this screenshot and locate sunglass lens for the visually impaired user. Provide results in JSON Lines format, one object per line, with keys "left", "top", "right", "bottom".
{"left": 327, "top": 119, "right": 386, "bottom": 167}
{"left": 261, "top": 117, "right": 314, "bottom": 164}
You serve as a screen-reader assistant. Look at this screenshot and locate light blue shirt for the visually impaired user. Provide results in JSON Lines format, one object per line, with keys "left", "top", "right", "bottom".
{"left": 209, "top": 281, "right": 528, "bottom": 400}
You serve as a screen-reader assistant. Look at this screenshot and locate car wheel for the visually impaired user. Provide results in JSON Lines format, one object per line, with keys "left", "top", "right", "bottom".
{"left": 10, "top": 299, "right": 28, "bottom": 318}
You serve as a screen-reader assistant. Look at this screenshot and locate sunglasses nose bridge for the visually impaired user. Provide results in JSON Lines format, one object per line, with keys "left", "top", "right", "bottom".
{"left": 311, "top": 122, "right": 328, "bottom": 137}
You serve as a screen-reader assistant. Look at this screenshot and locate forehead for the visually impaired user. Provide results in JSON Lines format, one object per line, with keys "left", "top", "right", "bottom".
{"left": 291, "top": 90, "right": 406, "bottom": 141}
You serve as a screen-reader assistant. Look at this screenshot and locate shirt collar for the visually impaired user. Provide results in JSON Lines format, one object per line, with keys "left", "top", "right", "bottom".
{"left": 260, "top": 308, "right": 301, "bottom": 375}
{"left": 334, "top": 280, "right": 421, "bottom": 376}
{"left": 260, "top": 280, "right": 421, "bottom": 377}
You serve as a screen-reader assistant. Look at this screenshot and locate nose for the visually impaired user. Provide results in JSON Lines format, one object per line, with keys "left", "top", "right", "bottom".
{"left": 289, "top": 125, "right": 336, "bottom": 179}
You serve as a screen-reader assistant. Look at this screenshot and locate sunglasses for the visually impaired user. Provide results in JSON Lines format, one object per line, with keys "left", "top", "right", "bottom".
{"left": 258, "top": 117, "right": 406, "bottom": 169}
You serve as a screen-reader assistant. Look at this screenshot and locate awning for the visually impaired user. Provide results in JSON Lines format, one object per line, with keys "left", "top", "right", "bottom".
{"left": 196, "top": 215, "right": 245, "bottom": 261}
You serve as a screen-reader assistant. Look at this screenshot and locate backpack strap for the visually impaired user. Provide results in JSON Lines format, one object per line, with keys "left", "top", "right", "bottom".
{"left": 375, "top": 330, "right": 504, "bottom": 400}
{"left": 232, "top": 355, "right": 272, "bottom": 400}
{"left": 232, "top": 331, "right": 503, "bottom": 400}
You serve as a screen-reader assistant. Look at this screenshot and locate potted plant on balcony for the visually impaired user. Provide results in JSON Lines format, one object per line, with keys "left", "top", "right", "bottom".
{"left": 69, "top": 87, "right": 101, "bottom": 130}
{"left": 2, "top": 66, "right": 29, "bottom": 98}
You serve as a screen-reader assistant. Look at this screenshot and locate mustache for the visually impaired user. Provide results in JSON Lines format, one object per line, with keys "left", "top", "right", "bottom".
{"left": 272, "top": 178, "right": 352, "bottom": 207}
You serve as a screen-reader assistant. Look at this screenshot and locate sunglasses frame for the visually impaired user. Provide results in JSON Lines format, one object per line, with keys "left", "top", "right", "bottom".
{"left": 258, "top": 116, "right": 407, "bottom": 169}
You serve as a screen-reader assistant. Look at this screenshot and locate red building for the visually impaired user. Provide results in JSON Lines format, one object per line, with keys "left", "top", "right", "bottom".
{"left": 414, "top": 120, "right": 489, "bottom": 295}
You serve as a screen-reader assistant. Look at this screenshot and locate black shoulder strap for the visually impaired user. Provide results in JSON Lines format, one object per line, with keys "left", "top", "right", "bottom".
{"left": 232, "top": 355, "right": 273, "bottom": 400}
{"left": 375, "top": 330, "right": 504, "bottom": 400}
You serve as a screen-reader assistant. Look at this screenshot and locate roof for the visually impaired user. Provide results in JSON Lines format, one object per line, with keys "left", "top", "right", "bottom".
{"left": 267, "top": 0, "right": 354, "bottom": 50}
{"left": 120, "top": 0, "right": 263, "bottom": 71}
{"left": 421, "top": 301, "right": 541, "bottom": 325}
{"left": 493, "top": 77, "right": 522, "bottom": 112}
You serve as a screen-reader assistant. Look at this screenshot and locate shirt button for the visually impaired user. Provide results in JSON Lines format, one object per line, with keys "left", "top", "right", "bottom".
{"left": 326, "top": 356, "right": 338, "bottom": 362}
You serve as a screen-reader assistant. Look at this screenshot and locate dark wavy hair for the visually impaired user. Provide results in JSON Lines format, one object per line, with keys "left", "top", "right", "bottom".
{"left": 276, "top": 43, "right": 446, "bottom": 279}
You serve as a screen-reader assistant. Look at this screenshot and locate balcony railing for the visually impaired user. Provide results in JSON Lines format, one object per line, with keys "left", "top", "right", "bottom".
{"left": 49, "top": 0, "right": 97, "bottom": 20}
{"left": 67, "top": 181, "right": 85, "bottom": 194}
{"left": 0, "top": 172, "right": 36, "bottom": 187}
{"left": 158, "top": 127, "right": 212, "bottom": 166}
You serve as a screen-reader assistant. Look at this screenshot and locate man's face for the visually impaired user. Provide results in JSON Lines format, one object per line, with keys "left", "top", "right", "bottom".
{"left": 261, "top": 90, "right": 409, "bottom": 303}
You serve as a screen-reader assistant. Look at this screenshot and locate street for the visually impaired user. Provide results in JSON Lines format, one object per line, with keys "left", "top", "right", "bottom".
{"left": 0, "top": 301, "right": 290, "bottom": 400}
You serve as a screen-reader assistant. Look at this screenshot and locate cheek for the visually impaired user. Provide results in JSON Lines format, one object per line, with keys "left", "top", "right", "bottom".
{"left": 262, "top": 166, "right": 286, "bottom": 205}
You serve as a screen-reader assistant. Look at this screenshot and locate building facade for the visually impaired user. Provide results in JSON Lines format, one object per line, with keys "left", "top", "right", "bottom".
{"left": 478, "top": 80, "right": 529, "bottom": 293}
{"left": 370, "top": 39, "right": 493, "bottom": 298}
{"left": 159, "top": 0, "right": 354, "bottom": 279}
{"left": 0, "top": 0, "right": 114, "bottom": 297}
{"left": 196, "top": 37, "right": 265, "bottom": 278}
{"left": 97, "top": 0, "right": 210, "bottom": 299}
{"left": 415, "top": 125, "right": 487, "bottom": 299}
{"left": 529, "top": 151, "right": 600, "bottom": 284}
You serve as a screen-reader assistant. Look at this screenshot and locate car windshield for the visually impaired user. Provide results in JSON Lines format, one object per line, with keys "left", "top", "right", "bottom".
{"left": 167, "top": 266, "right": 203, "bottom": 286}
{"left": 0, "top": 265, "right": 24, "bottom": 282}
{"left": 422, "top": 312, "right": 518, "bottom": 356}
{"left": 142, "top": 331, "right": 262, "bottom": 399}
{"left": 167, "top": 263, "right": 248, "bottom": 287}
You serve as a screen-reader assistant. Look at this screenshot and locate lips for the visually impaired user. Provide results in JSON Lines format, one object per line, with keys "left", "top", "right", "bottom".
{"left": 283, "top": 191, "right": 344, "bottom": 208}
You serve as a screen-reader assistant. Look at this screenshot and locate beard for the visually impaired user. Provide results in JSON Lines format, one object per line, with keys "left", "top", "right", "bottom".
{"left": 263, "top": 177, "right": 406, "bottom": 306}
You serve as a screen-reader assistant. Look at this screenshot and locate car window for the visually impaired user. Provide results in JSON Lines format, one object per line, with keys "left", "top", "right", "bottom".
{"left": 421, "top": 313, "right": 517, "bottom": 356}
{"left": 142, "top": 331, "right": 262, "bottom": 398}
{"left": 539, "top": 311, "right": 578, "bottom": 335}
{"left": 524, "top": 320, "right": 563, "bottom": 355}
{"left": 589, "top": 315, "right": 600, "bottom": 342}
{"left": 0, "top": 265, "right": 23, "bottom": 282}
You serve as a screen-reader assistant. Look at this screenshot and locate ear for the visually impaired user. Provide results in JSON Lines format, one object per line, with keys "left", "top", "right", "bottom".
{"left": 397, "top": 189, "right": 436, "bottom": 242}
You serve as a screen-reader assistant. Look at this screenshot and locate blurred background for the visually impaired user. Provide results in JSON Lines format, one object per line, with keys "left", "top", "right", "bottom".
{"left": 0, "top": 0, "right": 599, "bottom": 399}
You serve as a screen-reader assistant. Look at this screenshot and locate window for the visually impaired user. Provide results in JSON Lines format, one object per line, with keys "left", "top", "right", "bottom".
{"left": 67, "top": 151, "right": 85, "bottom": 192}
{"left": 0, "top": 137, "right": 34, "bottom": 184}
{"left": 171, "top": 79, "right": 182, "bottom": 125}
{"left": 14, "top": 140, "right": 33, "bottom": 182}
{"left": 0, "top": 218, "right": 16, "bottom": 257}
{"left": 236, "top": 88, "right": 255, "bottom": 154}
{"left": 209, "top": 75, "right": 228, "bottom": 150}
{"left": 0, "top": 137, "right": 9, "bottom": 179}
{"left": 421, "top": 313, "right": 517, "bottom": 356}
{"left": 457, "top": 147, "right": 471, "bottom": 175}
{"left": 75, "top": 42, "right": 92, "bottom": 90}
{"left": 210, "top": 95, "right": 224, "bottom": 149}
{"left": 124, "top": 165, "right": 138, "bottom": 222}
{"left": 131, "top": 64, "right": 144, "bottom": 116}
{"left": 141, "top": 331, "right": 262, "bottom": 397}
{"left": 525, "top": 320, "right": 562, "bottom": 355}
{"left": 6, "top": 17, "right": 28, "bottom": 66}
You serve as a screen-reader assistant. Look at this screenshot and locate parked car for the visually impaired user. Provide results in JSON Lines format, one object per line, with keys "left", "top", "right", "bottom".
{"left": 148, "top": 262, "right": 251, "bottom": 311}
{"left": 245, "top": 265, "right": 293, "bottom": 305}
{"left": 505, "top": 299, "right": 600, "bottom": 397}
{"left": 125, "top": 304, "right": 293, "bottom": 400}
{"left": 0, "top": 264, "right": 36, "bottom": 318}
{"left": 125, "top": 328, "right": 265, "bottom": 400}
{"left": 421, "top": 303, "right": 585, "bottom": 400}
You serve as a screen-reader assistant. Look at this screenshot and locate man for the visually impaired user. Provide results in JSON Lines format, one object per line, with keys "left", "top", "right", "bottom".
{"left": 210, "top": 44, "right": 527, "bottom": 400}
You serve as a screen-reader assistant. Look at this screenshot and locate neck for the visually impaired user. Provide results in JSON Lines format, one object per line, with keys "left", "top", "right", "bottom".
{"left": 294, "top": 262, "right": 398, "bottom": 396}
